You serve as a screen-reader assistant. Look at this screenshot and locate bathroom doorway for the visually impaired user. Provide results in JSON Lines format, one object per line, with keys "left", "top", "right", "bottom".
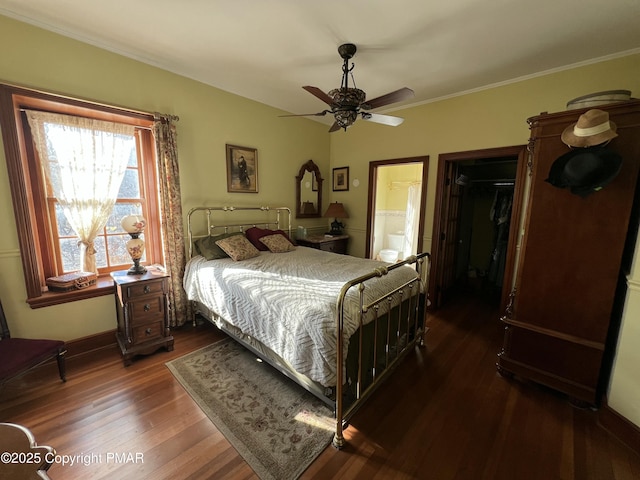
{"left": 365, "top": 156, "right": 429, "bottom": 262}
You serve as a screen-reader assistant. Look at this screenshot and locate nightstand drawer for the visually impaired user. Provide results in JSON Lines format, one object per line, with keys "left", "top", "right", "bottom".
{"left": 130, "top": 297, "right": 165, "bottom": 324}
{"left": 126, "top": 279, "right": 165, "bottom": 299}
{"left": 296, "top": 234, "right": 349, "bottom": 255}
{"left": 319, "top": 242, "right": 339, "bottom": 253}
{"left": 132, "top": 321, "right": 164, "bottom": 343}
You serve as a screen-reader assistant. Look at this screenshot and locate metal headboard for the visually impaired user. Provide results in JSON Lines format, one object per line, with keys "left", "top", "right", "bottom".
{"left": 186, "top": 206, "right": 292, "bottom": 258}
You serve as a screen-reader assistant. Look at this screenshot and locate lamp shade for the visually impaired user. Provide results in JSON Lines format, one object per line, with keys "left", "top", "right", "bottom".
{"left": 302, "top": 201, "right": 316, "bottom": 214}
{"left": 324, "top": 202, "right": 348, "bottom": 219}
{"left": 121, "top": 215, "right": 146, "bottom": 234}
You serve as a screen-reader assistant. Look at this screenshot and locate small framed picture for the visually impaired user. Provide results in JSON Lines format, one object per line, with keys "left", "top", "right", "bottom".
{"left": 226, "top": 144, "right": 258, "bottom": 193}
{"left": 332, "top": 166, "right": 349, "bottom": 191}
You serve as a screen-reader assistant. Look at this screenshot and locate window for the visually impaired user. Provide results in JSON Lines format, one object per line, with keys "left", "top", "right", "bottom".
{"left": 0, "top": 84, "right": 163, "bottom": 307}
{"left": 48, "top": 128, "right": 139, "bottom": 273}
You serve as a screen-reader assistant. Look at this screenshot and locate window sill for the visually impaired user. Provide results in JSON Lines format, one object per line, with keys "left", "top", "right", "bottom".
{"left": 27, "top": 276, "right": 115, "bottom": 309}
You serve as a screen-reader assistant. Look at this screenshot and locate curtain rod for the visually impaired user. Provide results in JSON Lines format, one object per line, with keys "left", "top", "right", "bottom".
{"left": 19, "top": 109, "right": 151, "bottom": 130}
{"left": 4, "top": 80, "right": 179, "bottom": 121}
{"left": 154, "top": 112, "right": 179, "bottom": 122}
{"left": 18, "top": 107, "right": 178, "bottom": 124}
{"left": 19, "top": 108, "right": 179, "bottom": 130}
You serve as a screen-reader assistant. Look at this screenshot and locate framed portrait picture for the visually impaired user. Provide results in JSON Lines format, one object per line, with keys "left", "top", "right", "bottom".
{"left": 332, "top": 166, "right": 349, "bottom": 191}
{"left": 226, "top": 144, "right": 258, "bottom": 193}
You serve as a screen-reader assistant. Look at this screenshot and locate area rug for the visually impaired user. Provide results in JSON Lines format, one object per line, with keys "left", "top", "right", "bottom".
{"left": 166, "top": 338, "right": 334, "bottom": 480}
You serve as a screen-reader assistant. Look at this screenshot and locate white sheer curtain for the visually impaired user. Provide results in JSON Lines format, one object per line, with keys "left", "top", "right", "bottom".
{"left": 26, "top": 111, "right": 135, "bottom": 273}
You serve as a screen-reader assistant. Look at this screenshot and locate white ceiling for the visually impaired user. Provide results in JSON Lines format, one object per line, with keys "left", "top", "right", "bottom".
{"left": 1, "top": 0, "right": 640, "bottom": 124}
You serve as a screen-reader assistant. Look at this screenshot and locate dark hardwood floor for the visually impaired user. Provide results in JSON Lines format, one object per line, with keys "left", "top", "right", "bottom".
{"left": 1, "top": 293, "right": 639, "bottom": 479}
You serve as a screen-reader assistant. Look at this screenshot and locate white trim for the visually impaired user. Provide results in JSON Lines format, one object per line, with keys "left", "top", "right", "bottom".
{"left": 383, "top": 48, "right": 640, "bottom": 113}
{"left": 627, "top": 277, "right": 640, "bottom": 292}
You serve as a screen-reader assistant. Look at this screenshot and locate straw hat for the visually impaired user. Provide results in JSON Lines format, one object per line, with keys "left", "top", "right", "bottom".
{"left": 561, "top": 109, "right": 617, "bottom": 147}
{"left": 545, "top": 146, "right": 622, "bottom": 197}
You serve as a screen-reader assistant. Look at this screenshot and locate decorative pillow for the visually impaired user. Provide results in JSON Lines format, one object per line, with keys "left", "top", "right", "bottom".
{"left": 215, "top": 234, "right": 260, "bottom": 261}
{"left": 194, "top": 231, "right": 244, "bottom": 260}
{"left": 259, "top": 233, "right": 296, "bottom": 253}
{"left": 245, "top": 227, "right": 294, "bottom": 251}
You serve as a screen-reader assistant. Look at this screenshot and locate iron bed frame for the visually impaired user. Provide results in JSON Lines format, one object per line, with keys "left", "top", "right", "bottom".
{"left": 185, "top": 205, "right": 430, "bottom": 448}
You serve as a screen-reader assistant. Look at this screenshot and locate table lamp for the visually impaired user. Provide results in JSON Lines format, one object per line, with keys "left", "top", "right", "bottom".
{"left": 324, "top": 202, "right": 348, "bottom": 235}
{"left": 121, "top": 214, "right": 147, "bottom": 275}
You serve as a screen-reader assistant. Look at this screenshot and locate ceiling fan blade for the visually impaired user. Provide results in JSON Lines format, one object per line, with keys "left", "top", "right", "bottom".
{"left": 328, "top": 121, "right": 342, "bottom": 133}
{"left": 279, "top": 110, "right": 330, "bottom": 118}
{"left": 303, "top": 86, "right": 334, "bottom": 106}
{"left": 361, "top": 112, "right": 405, "bottom": 127}
{"left": 362, "top": 87, "right": 414, "bottom": 110}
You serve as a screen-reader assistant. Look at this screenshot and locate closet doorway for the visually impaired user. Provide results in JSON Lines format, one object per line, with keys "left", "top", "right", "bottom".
{"left": 365, "top": 156, "right": 429, "bottom": 262}
{"left": 429, "top": 146, "right": 528, "bottom": 311}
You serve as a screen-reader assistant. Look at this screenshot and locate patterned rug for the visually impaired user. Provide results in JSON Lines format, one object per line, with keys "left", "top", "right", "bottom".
{"left": 166, "top": 338, "right": 334, "bottom": 480}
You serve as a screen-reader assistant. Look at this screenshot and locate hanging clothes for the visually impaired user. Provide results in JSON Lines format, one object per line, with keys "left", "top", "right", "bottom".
{"left": 487, "top": 189, "right": 513, "bottom": 287}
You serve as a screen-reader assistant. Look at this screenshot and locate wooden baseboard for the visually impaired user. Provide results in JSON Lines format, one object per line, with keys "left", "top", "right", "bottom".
{"left": 598, "top": 398, "right": 640, "bottom": 457}
{"left": 64, "top": 329, "right": 117, "bottom": 358}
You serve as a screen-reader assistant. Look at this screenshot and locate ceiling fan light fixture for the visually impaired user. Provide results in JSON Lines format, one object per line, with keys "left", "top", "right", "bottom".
{"left": 328, "top": 88, "right": 366, "bottom": 107}
{"left": 334, "top": 109, "right": 359, "bottom": 129}
{"left": 288, "top": 43, "right": 414, "bottom": 132}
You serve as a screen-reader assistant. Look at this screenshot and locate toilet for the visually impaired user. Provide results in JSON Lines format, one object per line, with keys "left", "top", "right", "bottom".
{"left": 379, "top": 232, "right": 405, "bottom": 263}
{"left": 379, "top": 249, "right": 398, "bottom": 262}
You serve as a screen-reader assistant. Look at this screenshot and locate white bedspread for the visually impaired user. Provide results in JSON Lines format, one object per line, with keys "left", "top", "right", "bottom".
{"left": 183, "top": 246, "right": 421, "bottom": 387}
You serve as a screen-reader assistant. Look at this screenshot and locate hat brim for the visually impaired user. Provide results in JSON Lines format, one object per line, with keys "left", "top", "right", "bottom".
{"left": 561, "top": 120, "right": 617, "bottom": 147}
{"left": 570, "top": 154, "right": 622, "bottom": 196}
{"left": 545, "top": 147, "right": 623, "bottom": 197}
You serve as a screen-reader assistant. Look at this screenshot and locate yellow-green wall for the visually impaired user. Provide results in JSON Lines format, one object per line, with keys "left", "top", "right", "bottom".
{"left": 0, "top": 15, "right": 330, "bottom": 341}
{"left": 330, "top": 55, "right": 640, "bottom": 258}
{"left": 375, "top": 163, "right": 423, "bottom": 211}
{"left": 329, "top": 52, "right": 640, "bottom": 429}
{"left": 608, "top": 233, "right": 640, "bottom": 428}
{"left": 1, "top": 15, "right": 639, "bottom": 429}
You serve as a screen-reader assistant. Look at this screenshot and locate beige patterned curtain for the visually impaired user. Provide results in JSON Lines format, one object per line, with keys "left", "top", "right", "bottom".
{"left": 26, "top": 111, "right": 135, "bottom": 274}
{"left": 153, "top": 114, "right": 190, "bottom": 326}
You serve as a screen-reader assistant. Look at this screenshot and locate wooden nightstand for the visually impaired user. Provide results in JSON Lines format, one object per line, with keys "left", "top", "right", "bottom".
{"left": 296, "top": 234, "right": 349, "bottom": 254}
{"left": 111, "top": 269, "right": 174, "bottom": 366}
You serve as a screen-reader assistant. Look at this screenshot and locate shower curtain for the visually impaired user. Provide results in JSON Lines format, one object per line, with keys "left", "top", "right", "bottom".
{"left": 403, "top": 184, "right": 421, "bottom": 258}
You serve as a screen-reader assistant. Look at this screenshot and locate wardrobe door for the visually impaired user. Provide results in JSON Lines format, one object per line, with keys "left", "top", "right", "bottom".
{"left": 498, "top": 101, "right": 640, "bottom": 405}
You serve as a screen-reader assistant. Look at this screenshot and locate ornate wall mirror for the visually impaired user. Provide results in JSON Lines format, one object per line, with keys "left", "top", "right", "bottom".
{"left": 296, "top": 159, "right": 323, "bottom": 218}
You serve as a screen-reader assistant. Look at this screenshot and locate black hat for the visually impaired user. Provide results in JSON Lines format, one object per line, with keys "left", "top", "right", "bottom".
{"left": 545, "top": 146, "right": 623, "bottom": 197}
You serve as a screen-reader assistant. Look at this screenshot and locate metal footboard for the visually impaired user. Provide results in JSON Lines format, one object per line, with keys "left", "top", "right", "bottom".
{"left": 333, "top": 252, "right": 430, "bottom": 448}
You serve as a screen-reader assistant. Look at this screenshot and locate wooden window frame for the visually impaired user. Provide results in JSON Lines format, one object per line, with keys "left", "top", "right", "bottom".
{"left": 0, "top": 84, "right": 163, "bottom": 308}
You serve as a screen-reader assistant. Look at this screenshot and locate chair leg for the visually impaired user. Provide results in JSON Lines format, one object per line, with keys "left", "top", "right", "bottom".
{"left": 56, "top": 348, "right": 67, "bottom": 382}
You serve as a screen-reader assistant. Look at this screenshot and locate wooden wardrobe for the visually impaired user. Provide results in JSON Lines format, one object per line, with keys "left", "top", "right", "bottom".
{"left": 497, "top": 100, "right": 640, "bottom": 406}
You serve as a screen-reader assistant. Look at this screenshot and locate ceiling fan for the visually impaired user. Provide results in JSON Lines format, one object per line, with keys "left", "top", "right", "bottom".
{"left": 281, "top": 43, "right": 414, "bottom": 132}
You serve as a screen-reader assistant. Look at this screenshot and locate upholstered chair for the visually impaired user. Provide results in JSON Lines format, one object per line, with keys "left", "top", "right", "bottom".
{"left": 0, "top": 299, "right": 66, "bottom": 386}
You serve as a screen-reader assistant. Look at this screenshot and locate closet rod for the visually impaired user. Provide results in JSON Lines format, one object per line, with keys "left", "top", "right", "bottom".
{"left": 470, "top": 178, "right": 514, "bottom": 185}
